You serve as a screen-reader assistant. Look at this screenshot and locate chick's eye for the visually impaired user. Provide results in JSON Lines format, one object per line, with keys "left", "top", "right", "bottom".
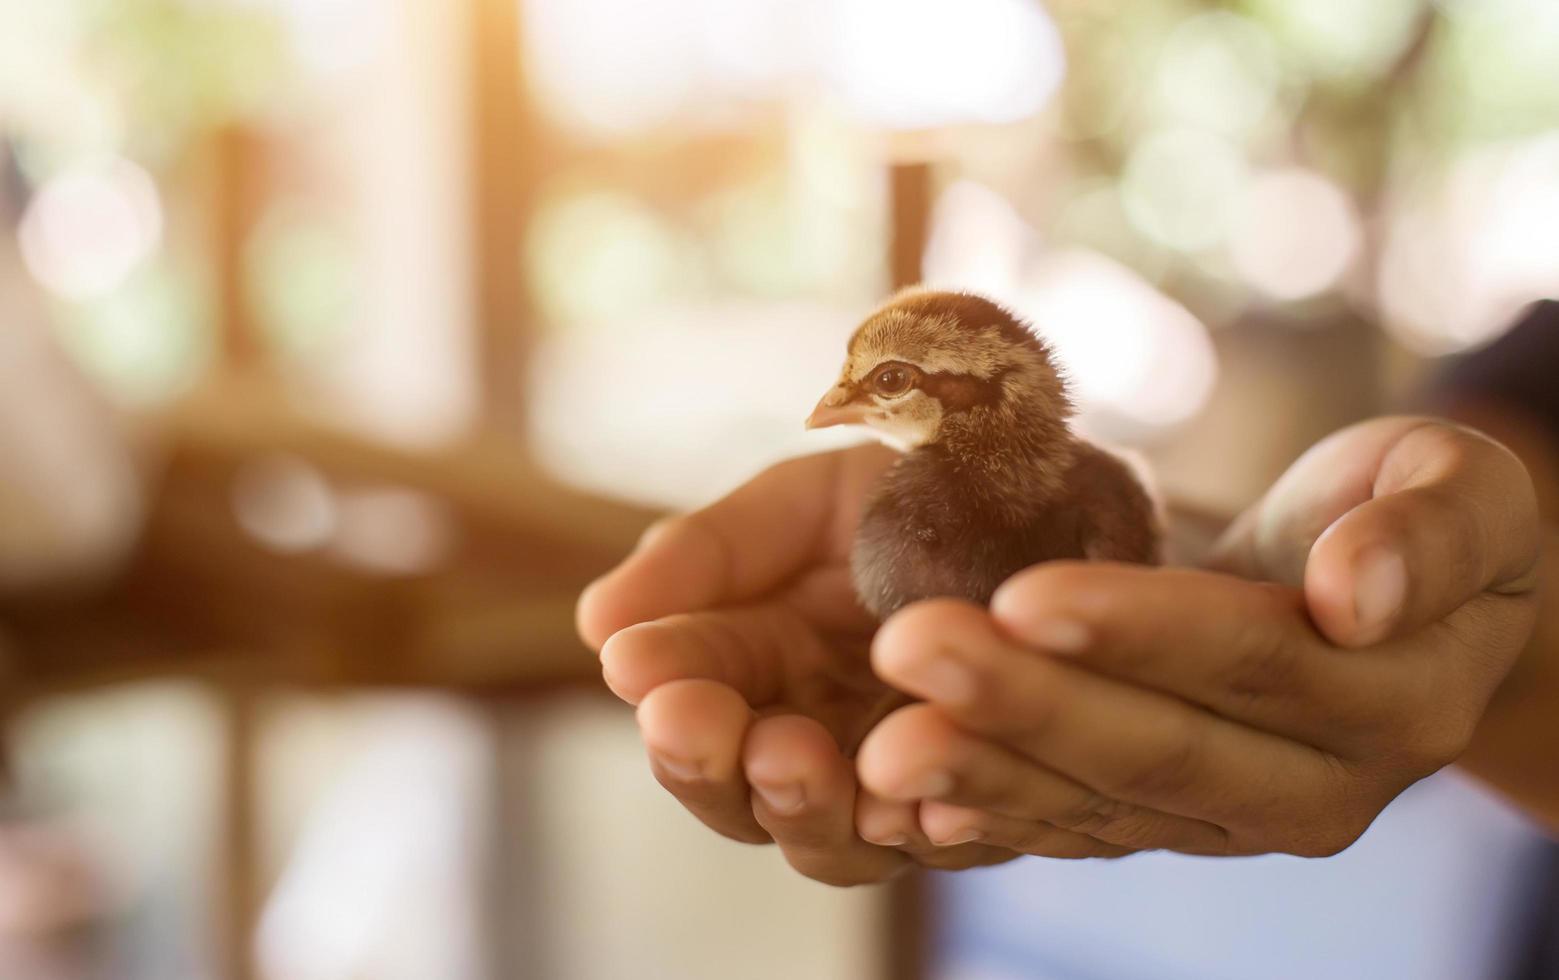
{"left": 873, "top": 366, "right": 911, "bottom": 396}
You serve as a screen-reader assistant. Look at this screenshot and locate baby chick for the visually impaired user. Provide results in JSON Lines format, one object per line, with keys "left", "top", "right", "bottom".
{"left": 808, "top": 289, "right": 1161, "bottom": 619}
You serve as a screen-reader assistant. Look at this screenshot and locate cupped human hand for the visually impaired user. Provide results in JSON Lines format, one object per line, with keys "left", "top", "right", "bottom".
{"left": 579, "top": 445, "right": 1057, "bottom": 886}
{"left": 858, "top": 417, "right": 1541, "bottom": 858}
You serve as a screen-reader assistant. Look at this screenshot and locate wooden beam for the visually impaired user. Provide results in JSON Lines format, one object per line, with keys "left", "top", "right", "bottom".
{"left": 0, "top": 386, "right": 657, "bottom": 701}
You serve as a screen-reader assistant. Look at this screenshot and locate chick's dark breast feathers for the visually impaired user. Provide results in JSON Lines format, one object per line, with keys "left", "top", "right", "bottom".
{"left": 850, "top": 440, "right": 1159, "bottom": 619}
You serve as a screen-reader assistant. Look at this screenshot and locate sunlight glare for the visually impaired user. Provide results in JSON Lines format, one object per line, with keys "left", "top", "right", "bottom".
{"left": 1230, "top": 169, "right": 1361, "bottom": 301}
{"left": 1017, "top": 250, "right": 1218, "bottom": 430}
{"left": 825, "top": 0, "right": 1064, "bottom": 130}
{"left": 18, "top": 157, "right": 162, "bottom": 301}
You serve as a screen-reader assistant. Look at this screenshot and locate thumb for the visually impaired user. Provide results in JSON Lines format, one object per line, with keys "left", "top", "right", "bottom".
{"left": 1304, "top": 420, "right": 1541, "bottom": 648}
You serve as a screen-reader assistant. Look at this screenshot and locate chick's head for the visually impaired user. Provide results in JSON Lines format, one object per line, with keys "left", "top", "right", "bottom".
{"left": 807, "top": 290, "right": 1070, "bottom": 451}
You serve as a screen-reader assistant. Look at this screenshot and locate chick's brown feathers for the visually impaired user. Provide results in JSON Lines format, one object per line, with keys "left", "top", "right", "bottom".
{"left": 808, "top": 289, "right": 1161, "bottom": 620}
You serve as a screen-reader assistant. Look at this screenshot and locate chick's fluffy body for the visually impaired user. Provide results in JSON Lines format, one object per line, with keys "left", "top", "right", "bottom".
{"left": 832, "top": 291, "right": 1160, "bottom": 619}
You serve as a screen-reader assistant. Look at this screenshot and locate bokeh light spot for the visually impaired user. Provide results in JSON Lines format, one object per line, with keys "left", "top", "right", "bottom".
{"left": 922, "top": 179, "right": 1039, "bottom": 298}
{"left": 232, "top": 455, "right": 337, "bottom": 554}
{"left": 527, "top": 188, "right": 699, "bottom": 326}
{"left": 247, "top": 205, "right": 358, "bottom": 361}
{"left": 825, "top": 0, "right": 1065, "bottom": 129}
{"left": 1246, "top": 0, "right": 1421, "bottom": 82}
{"left": 330, "top": 487, "right": 454, "bottom": 576}
{"left": 1154, "top": 12, "right": 1281, "bottom": 135}
{"left": 18, "top": 157, "right": 163, "bottom": 301}
{"left": 1380, "top": 135, "right": 1559, "bottom": 354}
{"left": 1230, "top": 169, "right": 1361, "bottom": 301}
{"left": 1121, "top": 130, "right": 1248, "bottom": 252}
{"left": 1017, "top": 250, "right": 1218, "bottom": 432}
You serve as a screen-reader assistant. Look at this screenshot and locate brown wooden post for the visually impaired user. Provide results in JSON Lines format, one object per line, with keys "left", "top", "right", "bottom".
{"left": 469, "top": 0, "right": 546, "bottom": 974}
{"left": 215, "top": 680, "right": 262, "bottom": 980}
{"left": 888, "top": 161, "right": 933, "bottom": 292}
{"left": 470, "top": 0, "right": 543, "bottom": 438}
{"left": 885, "top": 156, "right": 934, "bottom": 980}
{"left": 210, "top": 127, "right": 270, "bottom": 375}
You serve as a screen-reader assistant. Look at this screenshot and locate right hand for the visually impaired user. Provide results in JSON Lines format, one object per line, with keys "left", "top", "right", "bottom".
{"left": 577, "top": 444, "right": 1044, "bottom": 885}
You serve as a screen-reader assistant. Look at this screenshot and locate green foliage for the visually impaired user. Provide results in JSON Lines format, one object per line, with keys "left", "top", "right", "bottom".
{"left": 81, "top": 0, "right": 288, "bottom": 159}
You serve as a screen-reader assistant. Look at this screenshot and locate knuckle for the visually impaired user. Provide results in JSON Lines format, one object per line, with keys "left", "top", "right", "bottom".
{"left": 1051, "top": 790, "right": 1140, "bottom": 840}
{"left": 1275, "top": 760, "right": 1382, "bottom": 857}
{"left": 673, "top": 509, "right": 735, "bottom": 577}
{"left": 974, "top": 666, "right": 1059, "bottom": 739}
{"left": 1003, "top": 821, "right": 1070, "bottom": 856}
{"left": 1315, "top": 655, "right": 1426, "bottom": 742}
{"left": 1405, "top": 714, "right": 1476, "bottom": 773}
{"left": 1107, "top": 723, "right": 1207, "bottom": 803}
{"left": 1440, "top": 595, "right": 1535, "bottom": 672}
{"left": 1364, "top": 667, "right": 1479, "bottom": 774}
{"left": 1219, "top": 619, "right": 1307, "bottom": 707}
{"left": 1392, "top": 418, "right": 1484, "bottom": 479}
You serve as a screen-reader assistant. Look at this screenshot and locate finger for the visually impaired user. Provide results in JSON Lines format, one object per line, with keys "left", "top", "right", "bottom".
{"left": 1205, "top": 418, "right": 1412, "bottom": 588}
{"left": 577, "top": 446, "right": 895, "bottom": 649}
{"left": 852, "top": 794, "right": 1015, "bottom": 870}
{"left": 982, "top": 567, "right": 1396, "bottom": 748}
{"left": 1305, "top": 421, "right": 1541, "bottom": 646}
{"left": 857, "top": 703, "right": 1228, "bottom": 854}
{"left": 637, "top": 679, "right": 769, "bottom": 844}
{"left": 854, "top": 791, "right": 924, "bottom": 848}
{"left": 743, "top": 714, "right": 907, "bottom": 886}
{"left": 599, "top": 604, "right": 814, "bottom": 705}
{"left": 917, "top": 801, "right": 1137, "bottom": 859}
{"left": 871, "top": 602, "right": 1355, "bottom": 852}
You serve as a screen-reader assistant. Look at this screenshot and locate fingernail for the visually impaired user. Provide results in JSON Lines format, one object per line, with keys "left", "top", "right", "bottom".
{"left": 902, "top": 770, "right": 954, "bottom": 799}
{"left": 1025, "top": 619, "right": 1092, "bottom": 655}
{"left": 990, "top": 602, "right": 1093, "bottom": 655}
{"left": 864, "top": 831, "right": 909, "bottom": 847}
{"left": 934, "top": 828, "right": 983, "bottom": 847}
{"left": 754, "top": 782, "right": 806, "bottom": 815}
{"left": 1353, "top": 548, "right": 1407, "bottom": 639}
{"left": 912, "top": 657, "right": 977, "bottom": 705}
{"left": 654, "top": 753, "right": 703, "bottom": 782}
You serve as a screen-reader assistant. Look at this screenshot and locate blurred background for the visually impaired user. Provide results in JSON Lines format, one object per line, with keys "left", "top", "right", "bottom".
{"left": 0, "top": 0, "right": 1557, "bottom": 978}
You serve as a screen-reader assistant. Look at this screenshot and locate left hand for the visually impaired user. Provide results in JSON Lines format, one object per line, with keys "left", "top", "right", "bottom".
{"left": 857, "top": 417, "right": 1542, "bottom": 857}
{"left": 577, "top": 445, "right": 1031, "bottom": 886}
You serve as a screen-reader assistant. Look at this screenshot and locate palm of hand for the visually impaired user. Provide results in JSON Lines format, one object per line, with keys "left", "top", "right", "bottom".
{"left": 594, "top": 444, "right": 902, "bottom": 752}
{"left": 757, "top": 573, "right": 903, "bottom": 756}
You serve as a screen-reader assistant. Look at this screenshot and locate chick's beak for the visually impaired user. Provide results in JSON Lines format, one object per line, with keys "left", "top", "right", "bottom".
{"left": 806, "top": 384, "right": 869, "bottom": 430}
